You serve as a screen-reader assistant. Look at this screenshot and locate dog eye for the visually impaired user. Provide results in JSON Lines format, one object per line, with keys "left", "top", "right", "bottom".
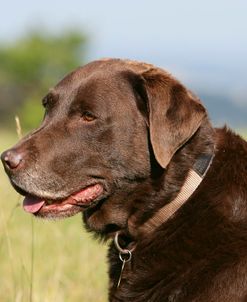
{"left": 81, "top": 111, "right": 96, "bottom": 122}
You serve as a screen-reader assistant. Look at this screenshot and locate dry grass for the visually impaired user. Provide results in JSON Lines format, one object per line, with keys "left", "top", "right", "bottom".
{"left": 0, "top": 130, "right": 108, "bottom": 302}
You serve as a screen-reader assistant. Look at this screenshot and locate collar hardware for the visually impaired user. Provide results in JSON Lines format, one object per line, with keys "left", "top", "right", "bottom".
{"left": 114, "top": 232, "right": 134, "bottom": 288}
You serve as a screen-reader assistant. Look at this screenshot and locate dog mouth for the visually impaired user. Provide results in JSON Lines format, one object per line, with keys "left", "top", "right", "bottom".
{"left": 22, "top": 183, "right": 104, "bottom": 218}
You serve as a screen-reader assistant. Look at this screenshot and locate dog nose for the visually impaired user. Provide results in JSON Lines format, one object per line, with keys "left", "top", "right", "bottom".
{"left": 1, "top": 149, "right": 23, "bottom": 170}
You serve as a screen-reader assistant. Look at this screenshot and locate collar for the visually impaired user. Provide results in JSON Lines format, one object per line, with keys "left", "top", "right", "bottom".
{"left": 113, "top": 153, "right": 214, "bottom": 287}
{"left": 139, "top": 153, "right": 214, "bottom": 235}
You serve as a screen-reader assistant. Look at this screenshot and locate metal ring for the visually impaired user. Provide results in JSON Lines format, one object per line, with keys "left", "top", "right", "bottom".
{"left": 114, "top": 232, "right": 134, "bottom": 254}
{"left": 119, "top": 250, "right": 132, "bottom": 262}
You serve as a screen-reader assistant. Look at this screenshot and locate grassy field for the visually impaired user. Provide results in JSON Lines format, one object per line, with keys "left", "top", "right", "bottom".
{"left": 1, "top": 128, "right": 246, "bottom": 302}
{"left": 0, "top": 130, "right": 108, "bottom": 302}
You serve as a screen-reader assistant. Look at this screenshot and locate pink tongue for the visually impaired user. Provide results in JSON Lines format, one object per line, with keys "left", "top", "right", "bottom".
{"left": 23, "top": 195, "right": 45, "bottom": 213}
{"left": 22, "top": 184, "right": 103, "bottom": 214}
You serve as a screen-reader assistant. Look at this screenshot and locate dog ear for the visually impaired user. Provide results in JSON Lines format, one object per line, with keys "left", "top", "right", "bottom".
{"left": 141, "top": 67, "right": 207, "bottom": 168}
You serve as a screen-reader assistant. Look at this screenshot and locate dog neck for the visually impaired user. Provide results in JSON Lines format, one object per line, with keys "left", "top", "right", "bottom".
{"left": 113, "top": 133, "right": 214, "bottom": 289}
{"left": 113, "top": 122, "right": 215, "bottom": 290}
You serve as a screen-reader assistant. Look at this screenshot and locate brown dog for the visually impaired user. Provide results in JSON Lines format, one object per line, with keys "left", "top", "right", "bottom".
{"left": 2, "top": 59, "right": 247, "bottom": 301}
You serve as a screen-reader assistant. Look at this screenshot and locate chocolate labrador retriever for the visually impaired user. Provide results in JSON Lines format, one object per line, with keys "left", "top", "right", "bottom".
{"left": 2, "top": 58, "right": 247, "bottom": 301}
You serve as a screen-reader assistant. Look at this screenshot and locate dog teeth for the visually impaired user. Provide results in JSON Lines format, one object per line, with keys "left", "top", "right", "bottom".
{"left": 46, "top": 200, "right": 53, "bottom": 205}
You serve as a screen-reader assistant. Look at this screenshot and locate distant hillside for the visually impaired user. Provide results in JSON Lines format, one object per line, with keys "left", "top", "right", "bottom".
{"left": 199, "top": 92, "right": 247, "bottom": 128}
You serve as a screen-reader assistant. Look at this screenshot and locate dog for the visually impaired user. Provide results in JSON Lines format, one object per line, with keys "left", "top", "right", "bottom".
{"left": 2, "top": 58, "right": 247, "bottom": 301}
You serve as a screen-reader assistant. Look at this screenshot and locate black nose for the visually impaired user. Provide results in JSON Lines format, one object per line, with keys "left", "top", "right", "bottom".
{"left": 1, "top": 149, "right": 23, "bottom": 170}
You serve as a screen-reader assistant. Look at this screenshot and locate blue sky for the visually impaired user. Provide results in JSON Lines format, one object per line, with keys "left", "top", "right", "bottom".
{"left": 1, "top": 0, "right": 247, "bottom": 106}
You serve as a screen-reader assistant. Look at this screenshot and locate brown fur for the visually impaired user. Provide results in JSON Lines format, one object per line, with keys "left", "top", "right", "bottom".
{"left": 2, "top": 59, "right": 247, "bottom": 301}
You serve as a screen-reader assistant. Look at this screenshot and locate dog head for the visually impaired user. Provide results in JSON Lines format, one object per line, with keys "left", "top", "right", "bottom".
{"left": 1, "top": 59, "right": 207, "bottom": 232}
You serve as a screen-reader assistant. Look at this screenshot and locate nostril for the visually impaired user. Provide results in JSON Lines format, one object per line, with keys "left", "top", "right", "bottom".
{"left": 1, "top": 150, "right": 23, "bottom": 169}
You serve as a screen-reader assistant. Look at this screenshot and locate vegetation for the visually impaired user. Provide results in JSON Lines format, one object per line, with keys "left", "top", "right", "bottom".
{"left": 0, "top": 30, "right": 87, "bottom": 130}
{"left": 0, "top": 131, "right": 108, "bottom": 302}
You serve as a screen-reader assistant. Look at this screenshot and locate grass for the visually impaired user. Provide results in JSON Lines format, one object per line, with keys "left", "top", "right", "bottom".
{"left": 0, "top": 130, "right": 108, "bottom": 302}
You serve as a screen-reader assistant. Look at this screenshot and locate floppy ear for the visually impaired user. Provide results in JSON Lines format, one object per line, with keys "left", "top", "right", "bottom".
{"left": 141, "top": 67, "right": 207, "bottom": 168}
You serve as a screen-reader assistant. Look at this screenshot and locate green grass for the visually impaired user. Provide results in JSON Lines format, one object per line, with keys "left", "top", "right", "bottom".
{"left": 0, "top": 130, "right": 108, "bottom": 302}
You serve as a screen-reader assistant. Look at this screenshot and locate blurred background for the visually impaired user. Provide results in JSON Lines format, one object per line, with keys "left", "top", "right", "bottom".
{"left": 0, "top": 1, "right": 246, "bottom": 301}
